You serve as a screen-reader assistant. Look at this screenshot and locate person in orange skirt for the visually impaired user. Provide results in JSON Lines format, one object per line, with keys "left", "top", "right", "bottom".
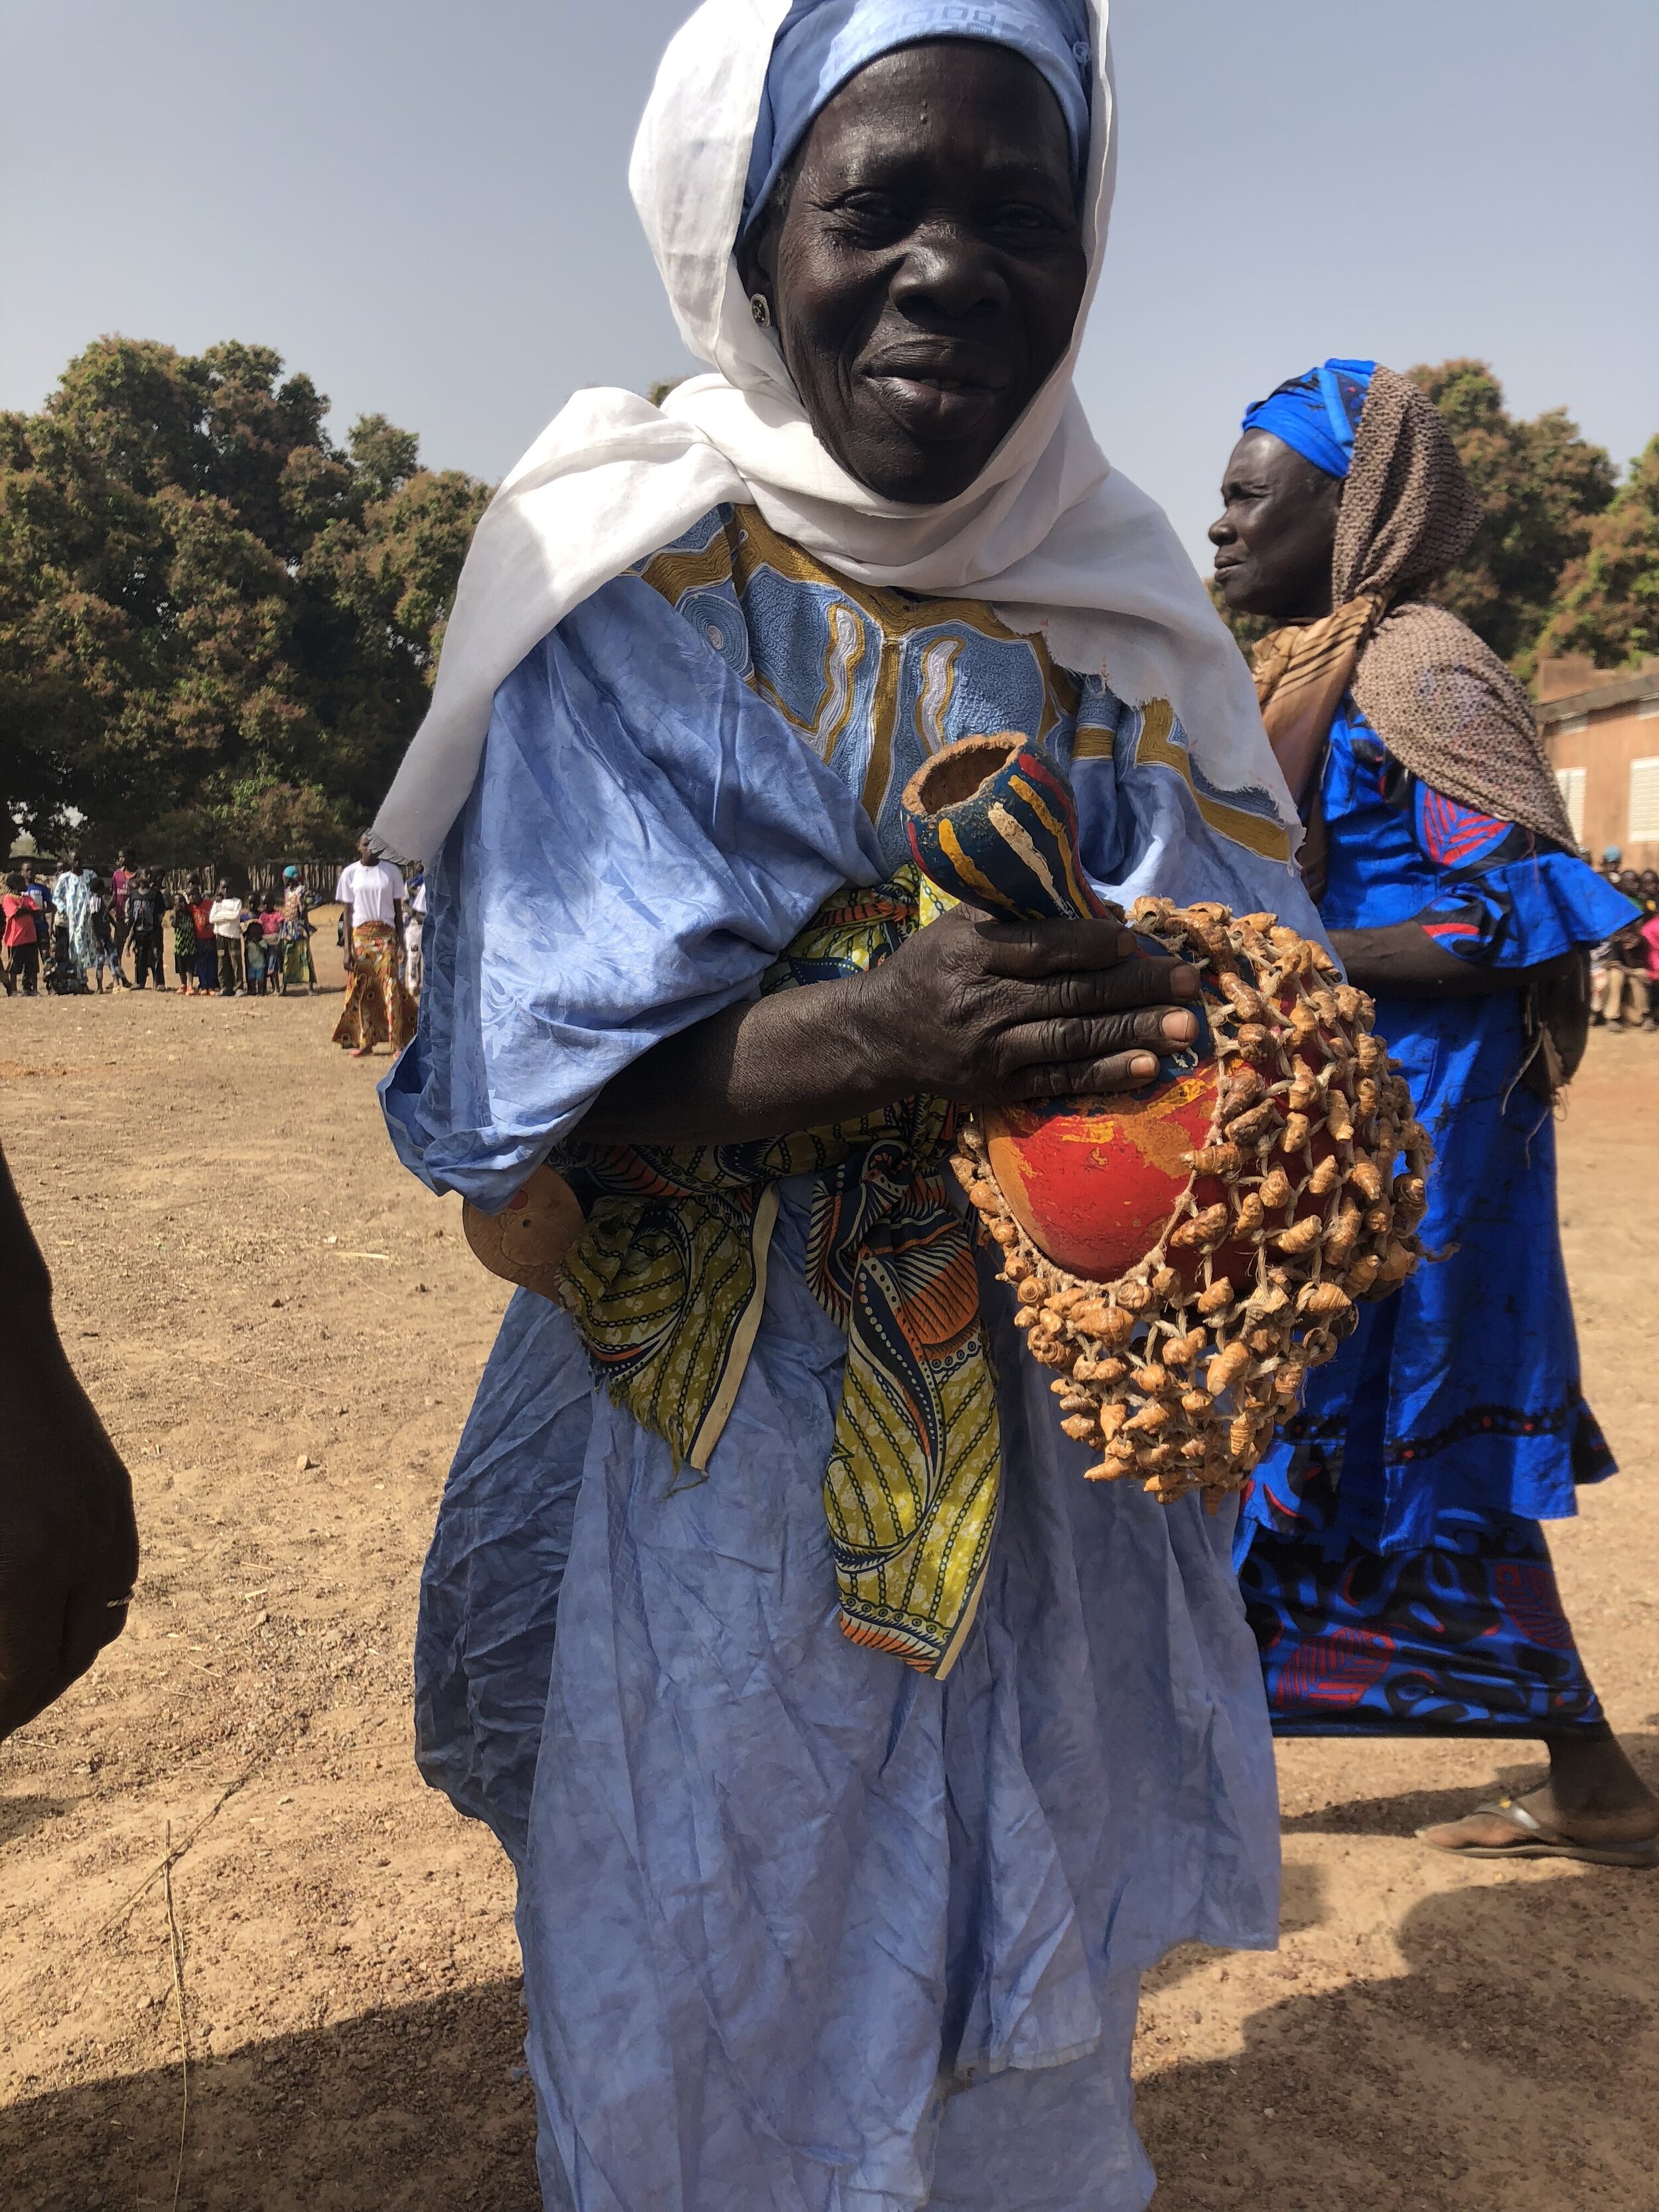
{"left": 331, "top": 834, "right": 417, "bottom": 1057}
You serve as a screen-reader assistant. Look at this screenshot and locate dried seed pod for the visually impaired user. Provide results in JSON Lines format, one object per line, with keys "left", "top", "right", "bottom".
{"left": 1228, "top": 1412, "right": 1260, "bottom": 1457}
{"left": 1206, "top": 1340, "right": 1252, "bottom": 1396}
{"left": 1116, "top": 1281, "right": 1153, "bottom": 1313}
{"left": 1060, "top": 1414, "right": 1098, "bottom": 1442}
{"left": 1308, "top": 988, "right": 1340, "bottom": 1025}
{"left": 1100, "top": 1402, "right": 1129, "bottom": 1439}
{"left": 1334, "top": 984, "right": 1365, "bottom": 1023}
{"left": 1394, "top": 1173, "right": 1427, "bottom": 1215}
{"left": 1288, "top": 1000, "right": 1321, "bottom": 1045}
{"left": 1137, "top": 1441, "right": 1177, "bottom": 1471}
{"left": 1219, "top": 974, "right": 1267, "bottom": 1023}
{"left": 1125, "top": 1400, "right": 1171, "bottom": 1436}
{"left": 1273, "top": 1362, "right": 1307, "bottom": 1405}
{"left": 1083, "top": 1461, "right": 1122, "bottom": 1484}
{"left": 1004, "top": 1254, "right": 1033, "bottom": 1284}
{"left": 1279, "top": 1112, "right": 1311, "bottom": 1154}
{"left": 1348, "top": 1159, "right": 1384, "bottom": 1203}
{"left": 1057, "top": 1387, "right": 1093, "bottom": 1412}
{"left": 1245, "top": 1281, "right": 1290, "bottom": 1317}
{"left": 1170, "top": 1203, "right": 1230, "bottom": 1252}
{"left": 1322, "top": 1204, "right": 1362, "bottom": 1264}
{"left": 1226, "top": 1100, "right": 1279, "bottom": 1147}
{"left": 1354, "top": 1078, "right": 1381, "bottom": 1118}
{"left": 1224, "top": 1067, "right": 1265, "bottom": 1111}
{"left": 1258, "top": 1167, "right": 1293, "bottom": 1213}
{"left": 1375, "top": 1240, "right": 1418, "bottom": 1290}
{"left": 1150, "top": 1266, "right": 1179, "bottom": 1300}
{"left": 1130, "top": 1364, "right": 1175, "bottom": 1397}
{"left": 987, "top": 1218, "right": 1019, "bottom": 1248}
{"left": 1247, "top": 1325, "right": 1279, "bottom": 1355}
{"left": 1326, "top": 1098, "right": 1354, "bottom": 1143}
{"left": 1306, "top": 1153, "right": 1340, "bottom": 1198}
{"left": 1298, "top": 1281, "right": 1354, "bottom": 1322}
{"left": 1342, "top": 1252, "right": 1384, "bottom": 1297}
{"left": 1275, "top": 1215, "right": 1323, "bottom": 1256}
{"left": 1013, "top": 1307, "right": 1039, "bottom": 1331}
{"left": 1196, "top": 1278, "right": 1236, "bottom": 1315}
{"left": 1016, "top": 1277, "right": 1044, "bottom": 1307}
{"left": 1181, "top": 1388, "right": 1213, "bottom": 1417}
{"left": 1234, "top": 1023, "right": 1275, "bottom": 1061}
{"left": 1185, "top": 1143, "right": 1242, "bottom": 1177}
{"left": 1363, "top": 1203, "right": 1394, "bottom": 1238}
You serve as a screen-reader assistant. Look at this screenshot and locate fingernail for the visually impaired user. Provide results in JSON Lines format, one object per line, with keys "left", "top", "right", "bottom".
{"left": 1162, "top": 1011, "right": 1198, "bottom": 1042}
{"left": 1130, "top": 1054, "right": 1158, "bottom": 1079}
{"left": 1170, "top": 964, "right": 1199, "bottom": 994}
{"left": 1114, "top": 932, "right": 1135, "bottom": 960}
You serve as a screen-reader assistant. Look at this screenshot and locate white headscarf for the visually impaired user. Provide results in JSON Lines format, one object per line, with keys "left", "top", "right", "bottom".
{"left": 373, "top": 0, "right": 1297, "bottom": 865}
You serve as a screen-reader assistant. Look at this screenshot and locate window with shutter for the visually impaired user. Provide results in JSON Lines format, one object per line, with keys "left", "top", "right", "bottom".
{"left": 1554, "top": 766, "right": 1586, "bottom": 844}
{"left": 1628, "top": 757, "right": 1659, "bottom": 843}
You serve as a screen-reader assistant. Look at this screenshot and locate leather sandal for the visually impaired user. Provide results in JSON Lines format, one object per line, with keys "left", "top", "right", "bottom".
{"left": 1419, "top": 1795, "right": 1659, "bottom": 1868}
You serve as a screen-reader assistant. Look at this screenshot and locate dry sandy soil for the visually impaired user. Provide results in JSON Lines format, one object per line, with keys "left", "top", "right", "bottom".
{"left": 1, "top": 980, "right": 1655, "bottom": 2212}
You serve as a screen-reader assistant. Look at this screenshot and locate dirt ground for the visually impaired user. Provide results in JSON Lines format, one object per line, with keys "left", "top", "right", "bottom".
{"left": 1, "top": 984, "right": 1655, "bottom": 2212}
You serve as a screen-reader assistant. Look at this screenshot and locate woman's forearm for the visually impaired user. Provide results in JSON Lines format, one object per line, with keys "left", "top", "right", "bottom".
{"left": 1330, "top": 924, "right": 1575, "bottom": 1001}
{"left": 571, "top": 974, "right": 901, "bottom": 1148}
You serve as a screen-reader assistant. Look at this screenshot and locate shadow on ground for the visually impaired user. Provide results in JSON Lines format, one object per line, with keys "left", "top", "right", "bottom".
{"left": 1141, "top": 1873, "right": 1658, "bottom": 2212}
{"left": 8, "top": 1843, "right": 1658, "bottom": 2211}
{"left": 1279, "top": 1729, "right": 1659, "bottom": 1839}
{"left": 1, "top": 1980, "right": 538, "bottom": 2212}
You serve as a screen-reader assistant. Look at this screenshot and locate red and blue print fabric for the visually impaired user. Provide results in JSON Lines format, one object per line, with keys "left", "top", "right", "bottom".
{"left": 1236, "top": 700, "right": 1636, "bottom": 1737}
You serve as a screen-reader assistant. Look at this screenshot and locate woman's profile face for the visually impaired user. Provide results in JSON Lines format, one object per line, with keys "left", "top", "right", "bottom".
{"left": 743, "top": 40, "right": 1086, "bottom": 505}
{"left": 1210, "top": 431, "right": 1344, "bottom": 624}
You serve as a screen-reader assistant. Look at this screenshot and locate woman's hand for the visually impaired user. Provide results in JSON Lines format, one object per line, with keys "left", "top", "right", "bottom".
{"left": 859, "top": 905, "right": 1199, "bottom": 1104}
{"left": 573, "top": 905, "right": 1199, "bottom": 1151}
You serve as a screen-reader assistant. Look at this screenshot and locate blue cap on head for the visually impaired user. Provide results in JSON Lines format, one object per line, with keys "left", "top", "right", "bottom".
{"left": 283, "top": 865, "right": 300, "bottom": 880}
{"left": 1241, "top": 359, "right": 1378, "bottom": 480}
{"left": 742, "top": 0, "right": 1094, "bottom": 233}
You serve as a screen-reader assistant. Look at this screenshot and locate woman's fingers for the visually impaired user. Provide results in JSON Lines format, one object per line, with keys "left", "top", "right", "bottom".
{"left": 970, "top": 916, "right": 1197, "bottom": 997}
{"left": 1001, "top": 1050, "right": 1166, "bottom": 1100}
{"left": 995, "top": 1003, "right": 1198, "bottom": 1084}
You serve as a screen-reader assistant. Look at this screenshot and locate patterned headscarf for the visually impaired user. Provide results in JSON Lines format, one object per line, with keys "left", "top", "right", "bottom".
{"left": 1250, "top": 365, "right": 1575, "bottom": 851}
{"left": 742, "top": 0, "right": 1094, "bottom": 227}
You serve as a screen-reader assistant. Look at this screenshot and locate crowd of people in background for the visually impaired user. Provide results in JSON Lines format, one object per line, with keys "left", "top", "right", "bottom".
{"left": 1589, "top": 851, "right": 1659, "bottom": 1029}
{"left": 1, "top": 849, "right": 427, "bottom": 1044}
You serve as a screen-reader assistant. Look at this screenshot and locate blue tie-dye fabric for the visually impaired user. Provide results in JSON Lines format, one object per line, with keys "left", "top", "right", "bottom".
{"left": 389, "top": 526, "right": 1293, "bottom": 2212}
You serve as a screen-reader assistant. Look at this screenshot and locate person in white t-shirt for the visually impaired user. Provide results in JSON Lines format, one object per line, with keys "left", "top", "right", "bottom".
{"left": 208, "top": 879, "right": 248, "bottom": 996}
{"left": 331, "top": 834, "right": 417, "bottom": 1058}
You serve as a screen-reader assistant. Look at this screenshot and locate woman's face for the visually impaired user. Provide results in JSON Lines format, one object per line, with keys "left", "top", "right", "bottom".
{"left": 1210, "top": 431, "right": 1344, "bottom": 623}
{"left": 743, "top": 41, "right": 1086, "bottom": 505}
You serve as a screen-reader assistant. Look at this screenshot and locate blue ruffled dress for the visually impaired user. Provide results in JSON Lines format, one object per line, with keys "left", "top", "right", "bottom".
{"left": 384, "top": 506, "right": 1317, "bottom": 2212}
{"left": 1236, "top": 702, "right": 1638, "bottom": 1735}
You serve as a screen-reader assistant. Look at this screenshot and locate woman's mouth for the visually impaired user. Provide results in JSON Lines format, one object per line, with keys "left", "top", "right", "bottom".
{"left": 859, "top": 349, "right": 1008, "bottom": 443}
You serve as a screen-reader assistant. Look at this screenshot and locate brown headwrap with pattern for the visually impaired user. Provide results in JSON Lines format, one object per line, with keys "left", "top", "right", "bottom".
{"left": 1253, "top": 366, "right": 1576, "bottom": 849}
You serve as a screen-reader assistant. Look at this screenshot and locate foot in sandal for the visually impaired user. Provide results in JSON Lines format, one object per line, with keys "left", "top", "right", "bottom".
{"left": 1421, "top": 1732, "right": 1659, "bottom": 1866}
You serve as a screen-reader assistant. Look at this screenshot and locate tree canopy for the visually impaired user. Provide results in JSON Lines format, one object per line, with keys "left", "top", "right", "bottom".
{"left": 1407, "top": 359, "right": 1617, "bottom": 671}
{"left": 1533, "top": 435, "right": 1659, "bottom": 673}
{"left": 0, "top": 336, "right": 489, "bottom": 863}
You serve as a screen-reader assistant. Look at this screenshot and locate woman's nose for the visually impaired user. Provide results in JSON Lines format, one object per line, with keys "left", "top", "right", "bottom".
{"left": 889, "top": 226, "right": 1009, "bottom": 318}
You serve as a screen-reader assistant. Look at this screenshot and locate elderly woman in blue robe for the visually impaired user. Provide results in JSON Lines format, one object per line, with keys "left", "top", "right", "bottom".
{"left": 374, "top": 6, "right": 1332, "bottom": 2207}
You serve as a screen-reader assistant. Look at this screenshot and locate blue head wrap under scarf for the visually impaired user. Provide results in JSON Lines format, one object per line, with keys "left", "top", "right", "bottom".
{"left": 1240, "top": 358, "right": 1378, "bottom": 480}
{"left": 742, "top": 0, "right": 1094, "bottom": 232}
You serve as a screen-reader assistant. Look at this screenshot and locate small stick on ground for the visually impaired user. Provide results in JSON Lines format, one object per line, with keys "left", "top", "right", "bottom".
{"left": 163, "top": 1819, "right": 189, "bottom": 2212}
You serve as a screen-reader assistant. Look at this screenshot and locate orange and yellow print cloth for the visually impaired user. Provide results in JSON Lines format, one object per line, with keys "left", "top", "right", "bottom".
{"left": 557, "top": 873, "right": 1001, "bottom": 1680}
{"left": 332, "top": 921, "right": 417, "bottom": 1055}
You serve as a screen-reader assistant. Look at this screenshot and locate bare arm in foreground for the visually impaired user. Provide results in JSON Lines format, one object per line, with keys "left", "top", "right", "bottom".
{"left": 0, "top": 1142, "right": 138, "bottom": 1742}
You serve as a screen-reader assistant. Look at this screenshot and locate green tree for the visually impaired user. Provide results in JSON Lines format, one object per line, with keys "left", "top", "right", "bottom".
{"left": 1532, "top": 436, "right": 1659, "bottom": 671}
{"left": 0, "top": 336, "right": 490, "bottom": 863}
{"left": 1407, "top": 359, "right": 1616, "bottom": 670}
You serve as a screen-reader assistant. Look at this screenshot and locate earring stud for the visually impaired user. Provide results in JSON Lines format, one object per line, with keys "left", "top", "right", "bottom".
{"left": 749, "top": 292, "right": 772, "bottom": 329}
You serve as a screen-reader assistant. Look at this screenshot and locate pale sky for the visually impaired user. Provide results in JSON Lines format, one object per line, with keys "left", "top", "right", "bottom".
{"left": 5, "top": 1, "right": 1655, "bottom": 569}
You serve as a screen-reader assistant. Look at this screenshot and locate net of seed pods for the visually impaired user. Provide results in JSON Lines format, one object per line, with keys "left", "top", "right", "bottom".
{"left": 950, "top": 898, "right": 1433, "bottom": 1506}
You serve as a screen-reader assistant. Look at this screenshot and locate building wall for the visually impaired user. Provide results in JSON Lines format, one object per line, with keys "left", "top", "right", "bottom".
{"left": 1542, "top": 694, "right": 1659, "bottom": 869}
